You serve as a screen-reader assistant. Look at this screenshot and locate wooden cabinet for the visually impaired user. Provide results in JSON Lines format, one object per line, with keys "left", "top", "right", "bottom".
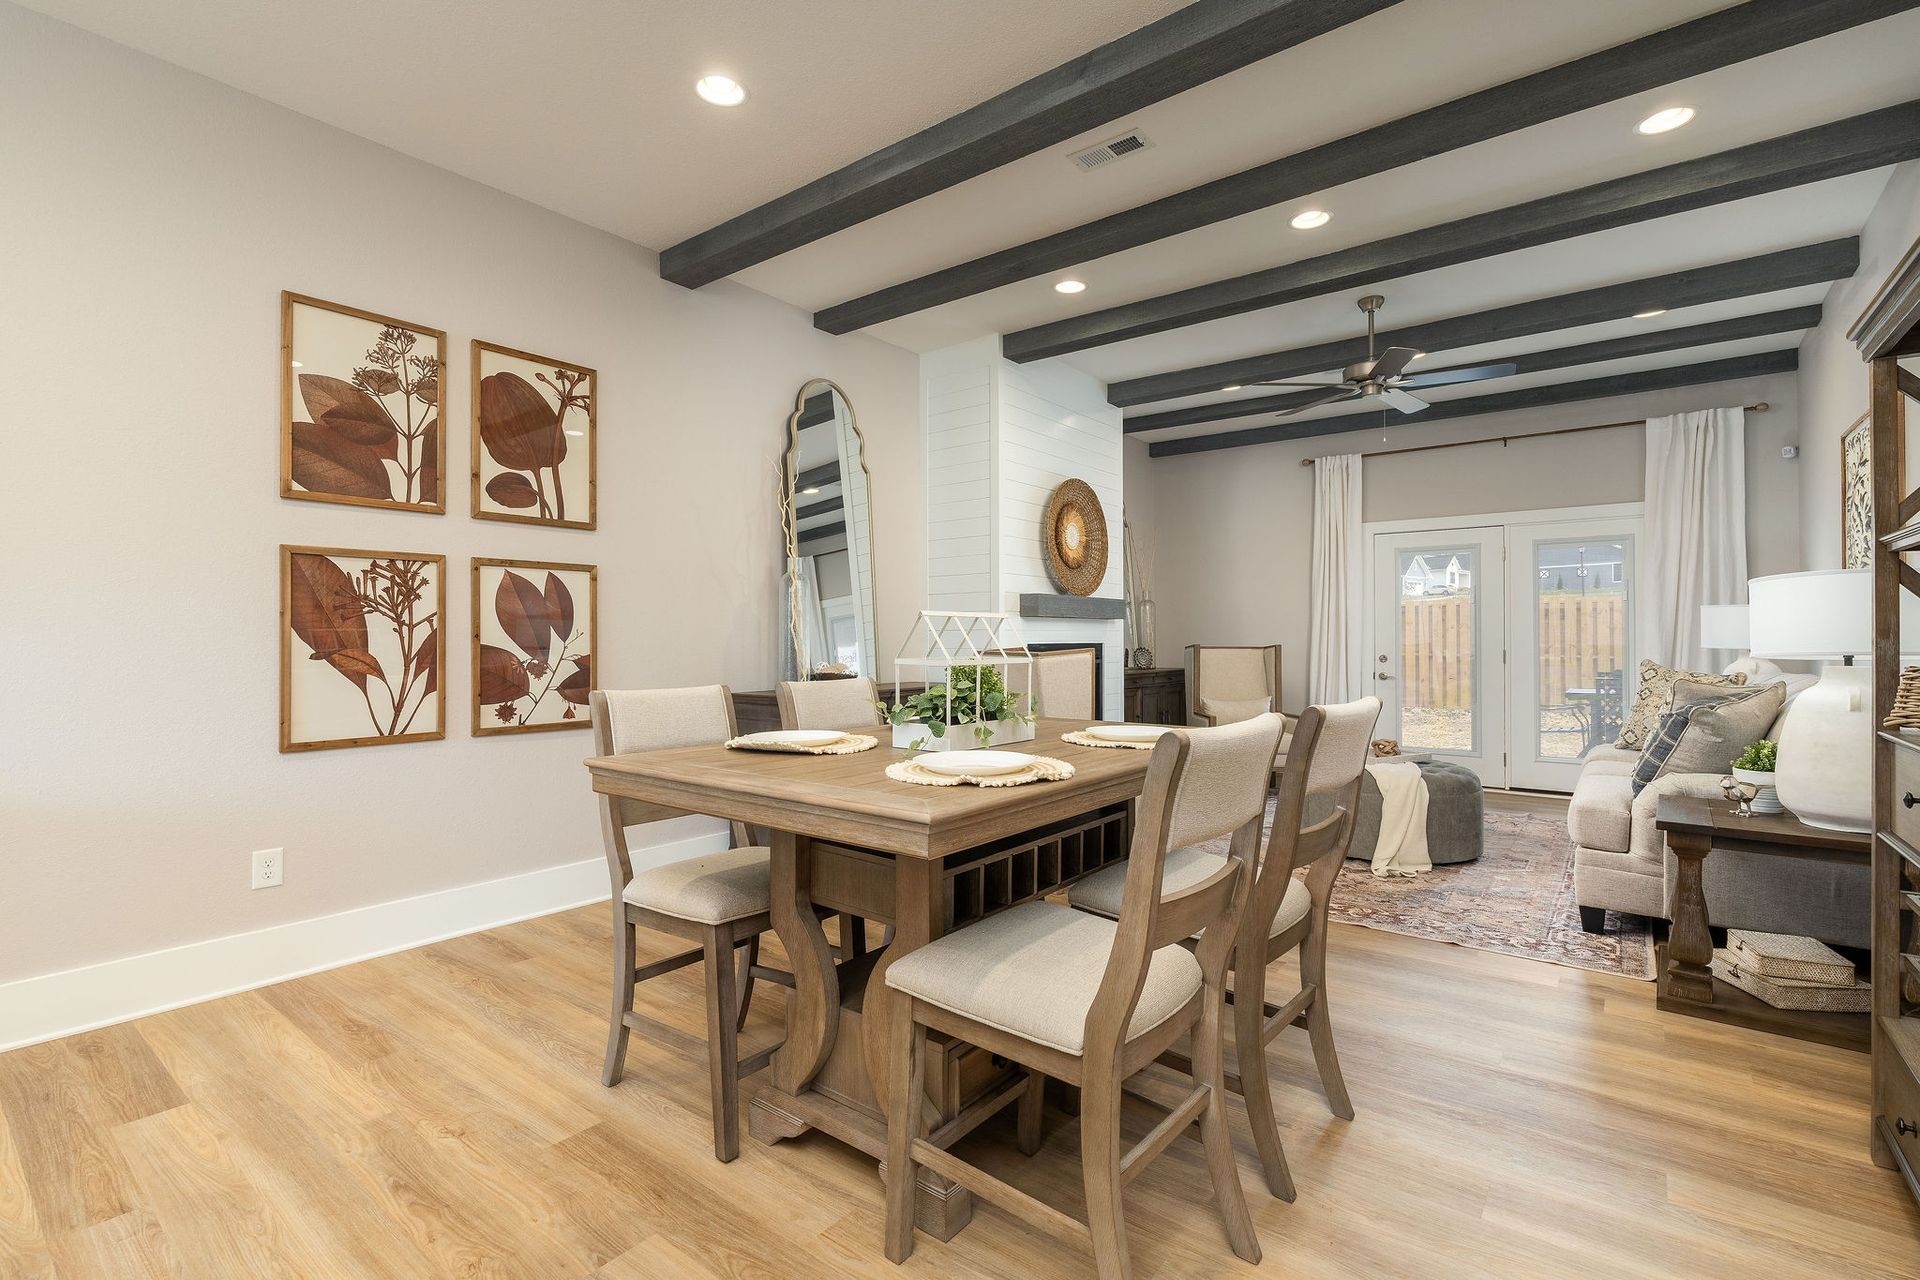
{"left": 1124, "top": 667, "right": 1186, "bottom": 726}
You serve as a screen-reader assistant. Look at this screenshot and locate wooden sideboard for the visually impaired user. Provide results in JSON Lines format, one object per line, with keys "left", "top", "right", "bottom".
{"left": 1124, "top": 667, "right": 1186, "bottom": 726}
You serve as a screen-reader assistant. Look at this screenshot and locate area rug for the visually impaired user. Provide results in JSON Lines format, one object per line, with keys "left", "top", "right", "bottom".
{"left": 1207, "top": 801, "right": 1656, "bottom": 980}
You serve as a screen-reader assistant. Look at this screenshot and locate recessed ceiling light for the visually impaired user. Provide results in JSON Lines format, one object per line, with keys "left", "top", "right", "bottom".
{"left": 291, "top": 361, "right": 303, "bottom": 368}
{"left": 1054, "top": 279, "right": 1087, "bottom": 295}
{"left": 1221, "top": 385, "right": 1243, "bottom": 392}
{"left": 1290, "top": 209, "right": 1331, "bottom": 230}
{"left": 696, "top": 75, "right": 747, "bottom": 107}
{"left": 1635, "top": 106, "right": 1694, "bottom": 136}
{"left": 564, "top": 429, "right": 585, "bottom": 437}
{"left": 1632, "top": 308, "right": 1667, "bottom": 319}
{"left": 801, "top": 486, "right": 820, "bottom": 495}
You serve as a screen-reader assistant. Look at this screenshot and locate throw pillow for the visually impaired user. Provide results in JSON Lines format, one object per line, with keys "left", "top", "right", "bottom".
{"left": 1201, "top": 696, "right": 1271, "bottom": 725}
{"left": 1631, "top": 682, "right": 1786, "bottom": 795}
{"left": 1614, "top": 659, "right": 1747, "bottom": 751}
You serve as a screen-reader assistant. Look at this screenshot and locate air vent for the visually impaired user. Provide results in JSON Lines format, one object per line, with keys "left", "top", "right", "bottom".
{"left": 1070, "top": 130, "right": 1153, "bottom": 172}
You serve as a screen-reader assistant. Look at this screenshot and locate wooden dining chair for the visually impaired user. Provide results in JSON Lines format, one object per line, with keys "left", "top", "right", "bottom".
{"left": 883, "top": 713, "right": 1286, "bottom": 1279}
{"left": 1185, "top": 644, "right": 1281, "bottom": 726}
{"left": 1068, "top": 697, "right": 1379, "bottom": 1200}
{"left": 776, "top": 675, "right": 884, "bottom": 959}
{"left": 775, "top": 675, "right": 881, "bottom": 732}
{"left": 988, "top": 646, "right": 1100, "bottom": 721}
{"left": 591, "top": 685, "right": 787, "bottom": 1162}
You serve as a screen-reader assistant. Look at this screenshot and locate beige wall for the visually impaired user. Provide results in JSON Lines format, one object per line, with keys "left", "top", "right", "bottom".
{"left": 1797, "top": 160, "right": 1920, "bottom": 568}
{"left": 0, "top": 7, "right": 921, "bottom": 983}
{"left": 1126, "top": 371, "right": 1802, "bottom": 712}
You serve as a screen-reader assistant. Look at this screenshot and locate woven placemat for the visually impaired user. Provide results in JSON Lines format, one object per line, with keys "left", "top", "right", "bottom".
{"left": 885, "top": 756, "right": 1075, "bottom": 787}
{"left": 1061, "top": 730, "right": 1160, "bottom": 750}
{"left": 724, "top": 734, "right": 878, "bottom": 755}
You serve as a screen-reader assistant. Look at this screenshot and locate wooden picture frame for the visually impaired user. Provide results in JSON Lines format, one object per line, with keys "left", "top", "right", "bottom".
{"left": 280, "top": 545, "right": 445, "bottom": 752}
{"left": 471, "top": 557, "right": 597, "bottom": 735}
{"left": 471, "top": 340, "right": 597, "bottom": 529}
{"left": 1842, "top": 411, "right": 1872, "bottom": 569}
{"left": 280, "top": 292, "right": 447, "bottom": 514}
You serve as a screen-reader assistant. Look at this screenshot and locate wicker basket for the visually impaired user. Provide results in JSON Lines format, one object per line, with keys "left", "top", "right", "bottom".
{"left": 1711, "top": 949, "right": 1870, "bottom": 1012}
{"left": 1885, "top": 666, "right": 1920, "bottom": 731}
{"left": 1726, "top": 929, "right": 1855, "bottom": 985}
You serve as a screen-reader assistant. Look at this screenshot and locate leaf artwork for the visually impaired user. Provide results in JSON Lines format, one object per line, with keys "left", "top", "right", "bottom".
{"left": 477, "top": 361, "right": 590, "bottom": 522}
{"left": 481, "top": 566, "right": 591, "bottom": 728}
{"left": 287, "top": 552, "right": 438, "bottom": 741}
{"left": 286, "top": 306, "right": 441, "bottom": 507}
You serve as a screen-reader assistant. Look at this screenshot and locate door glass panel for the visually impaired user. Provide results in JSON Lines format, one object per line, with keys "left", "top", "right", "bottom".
{"left": 1396, "top": 546, "right": 1477, "bottom": 753}
{"left": 1533, "top": 538, "right": 1629, "bottom": 760}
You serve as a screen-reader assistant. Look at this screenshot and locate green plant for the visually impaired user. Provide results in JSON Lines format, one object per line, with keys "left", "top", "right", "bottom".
{"left": 1732, "top": 739, "right": 1778, "bottom": 773}
{"left": 877, "top": 663, "right": 1034, "bottom": 748}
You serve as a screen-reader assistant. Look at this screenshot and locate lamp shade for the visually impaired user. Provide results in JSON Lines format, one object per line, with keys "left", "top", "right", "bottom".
{"left": 1698, "top": 604, "right": 1750, "bottom": 651}
{"left": 1749, "top": 570, "right": 1870, "bottom": 659}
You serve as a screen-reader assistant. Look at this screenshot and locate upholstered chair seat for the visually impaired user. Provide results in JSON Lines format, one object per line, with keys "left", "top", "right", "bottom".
{"left": 1069, "top": 850, "right": 1311, "bottom": 940}
{"left": 777, "top": 676, "right": 881, "bottom": 730}
{"left": 623, "top": 846, "right": 773, "bottom": 925}
{"left": 884, "top": 900, "right": 1202, "bottom": 1055}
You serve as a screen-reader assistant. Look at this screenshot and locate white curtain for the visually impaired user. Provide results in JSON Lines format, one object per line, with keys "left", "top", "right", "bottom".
{"left": 1641, "top": 407, "right": 1747, "bottom": 670}
{"left": 1309, "top": 453, "right": 1365, "bottom": 704}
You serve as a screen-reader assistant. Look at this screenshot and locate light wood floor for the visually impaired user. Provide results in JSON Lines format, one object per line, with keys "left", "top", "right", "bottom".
{"left": 2, "top": 902, "right": 1916, "bottom": 1279}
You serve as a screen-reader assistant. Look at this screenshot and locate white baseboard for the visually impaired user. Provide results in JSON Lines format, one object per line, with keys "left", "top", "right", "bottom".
{"left": 0, "top": 830, "right": 729, "bottom": 1053}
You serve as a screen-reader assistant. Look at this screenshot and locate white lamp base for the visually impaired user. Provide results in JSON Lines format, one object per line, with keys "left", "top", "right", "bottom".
{"left": 1772, "top": 662, "right": 1872, "bottom": 832}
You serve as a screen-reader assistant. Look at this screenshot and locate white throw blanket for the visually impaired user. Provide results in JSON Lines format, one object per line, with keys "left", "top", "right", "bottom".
{"left": 1368, "top": 760, "right": 1432, "bottom": 878}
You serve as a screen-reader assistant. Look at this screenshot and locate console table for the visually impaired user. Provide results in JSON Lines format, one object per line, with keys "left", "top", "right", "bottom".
{"left": 1123, "top": 667, "right": 1185, "bottom": 725}
{"left": 1655, "top": 795, "right": 1872, "bottom": 1051}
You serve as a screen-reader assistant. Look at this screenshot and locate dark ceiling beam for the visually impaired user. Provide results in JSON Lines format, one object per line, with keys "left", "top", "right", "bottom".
{"left": 1148, "top": 350, "right": 1796, "bottom": 457}
{"left": 797, "top": 495, "right": 844, "bottom": 520}
{"left": 1006, "top": 101, "right": 1919, "bottom": 361}
{"left": 1122, "top": 304, "right": 1821, "bottom": 432}
{"left": 813, "top": 0, "right": 1919, "bottom": 334}
{"left": 794, "top": 461, "right": 841, "bottom": 491}
{"left": 1107, "top": 237, "right": 1856, "bottom": 406}
{"left": 658, "top": 0, "right": 1402, "bottom": 289}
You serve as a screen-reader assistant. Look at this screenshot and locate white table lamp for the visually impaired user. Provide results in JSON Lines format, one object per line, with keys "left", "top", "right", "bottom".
{"left": 1698, "top": 604, "right": 1750, "bottom": 652}
{"left": 1747, "top": 570, "right": 1901, "bottom": 832}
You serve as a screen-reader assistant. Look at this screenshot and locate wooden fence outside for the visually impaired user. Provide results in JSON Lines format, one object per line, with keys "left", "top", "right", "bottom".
{"left": 1400, "top": 593, "right": 1626, "bottom": 710}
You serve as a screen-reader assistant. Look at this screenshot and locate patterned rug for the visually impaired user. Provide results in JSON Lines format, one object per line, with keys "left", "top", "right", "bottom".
{"left": 1210, "top": 801, "right": 1657, "bottom": 980}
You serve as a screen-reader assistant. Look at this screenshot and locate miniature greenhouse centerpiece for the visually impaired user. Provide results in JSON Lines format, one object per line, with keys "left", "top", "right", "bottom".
{"left": 881, "top": 611, "right": 1037, "bottom": 750}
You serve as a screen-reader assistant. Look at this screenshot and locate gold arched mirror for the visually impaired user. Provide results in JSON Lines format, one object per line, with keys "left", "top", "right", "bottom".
{"left": 781, "top": 380, "right": 875, "bottom": 679}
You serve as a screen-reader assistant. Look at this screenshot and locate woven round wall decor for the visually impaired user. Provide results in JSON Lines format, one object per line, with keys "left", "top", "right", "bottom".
{"left": 1041, "top": 479, "right": 1109, "bottom": 597}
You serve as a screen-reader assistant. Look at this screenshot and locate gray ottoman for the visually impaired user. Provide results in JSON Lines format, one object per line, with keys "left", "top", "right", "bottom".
{"left": 1313, "top": 759, "right": 1483, "bottom": 865}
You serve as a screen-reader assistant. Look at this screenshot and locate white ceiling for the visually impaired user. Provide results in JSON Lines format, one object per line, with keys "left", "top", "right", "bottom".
{"left": 30, "top": 0, "right": 1920, "bottom": 445}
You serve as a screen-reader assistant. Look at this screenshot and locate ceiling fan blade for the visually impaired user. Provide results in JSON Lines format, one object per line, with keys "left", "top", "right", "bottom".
{"left": 1397, "top": 361, "right": 1519, "bottom": 390}
{"left": 1379, "top": 387, "right": 1429, "bottom": 415}
{"left": 1365, "top": 346, "right": 1421, "bottom": 381}
{"left": 1272, "top": 386, "right": 1363, "bottom": 417}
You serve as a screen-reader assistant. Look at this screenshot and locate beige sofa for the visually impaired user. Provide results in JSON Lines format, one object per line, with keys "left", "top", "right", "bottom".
{"left": 1568, "top": 676, "right": 1869, "bottom": 948}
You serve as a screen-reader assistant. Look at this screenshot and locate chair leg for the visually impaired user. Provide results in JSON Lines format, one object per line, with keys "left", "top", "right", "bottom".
{"left": 602, "top": 912, "right": 636, "bottom": 1087}
{"left": 1299, "top": 929, "right": 1354, "bottom": 1121}
{"left": 1017, "top": 1069, "right": 1046, "bottom": 1156}
{"left": 836, "top": 912, "right": 869, "bottom": 960}
{"left": 734, "top": 934, "right": 759, "bottom": 1033}
{"left": 702, "top": 926, "right": 741, "bottom": 1162}
{"left": 883, "top": 1001, "right": 925, "bottom": 1263}
{"left": 1079, "top": 1070, "right": 1131, "bottom": 1280}
{"left": 1233, "top": 960, "right": 1296, "bottom": 1201}
{"left": 1194, "top": 991, "right": 1263, "bottom": 1264}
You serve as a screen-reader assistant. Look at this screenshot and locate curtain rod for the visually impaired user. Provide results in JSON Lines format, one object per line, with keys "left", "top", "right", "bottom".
{"left": 1296, "top": 402, "right": 1770, "bottom": 467}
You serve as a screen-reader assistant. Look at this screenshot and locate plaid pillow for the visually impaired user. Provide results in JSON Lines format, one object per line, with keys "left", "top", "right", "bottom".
{"left": 1631, "top": 683, "right": 1784, "bottom": 796}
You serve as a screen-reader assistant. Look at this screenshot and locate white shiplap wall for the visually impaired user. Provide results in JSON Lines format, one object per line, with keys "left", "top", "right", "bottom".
{"left": 922, "top": 339, "right": 1126, "bottom": 718}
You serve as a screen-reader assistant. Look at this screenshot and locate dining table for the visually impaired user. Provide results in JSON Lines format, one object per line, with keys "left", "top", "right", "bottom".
{"left": 584, "top": 717, "right": 1157, "bottom": 1239}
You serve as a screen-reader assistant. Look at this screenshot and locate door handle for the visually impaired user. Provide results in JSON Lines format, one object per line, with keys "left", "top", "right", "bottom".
{"left": 1899, "top": 1118, "right": 1918, "bottom": 1138}
{"left": 1904, "top": 792, "right": 1917, "bottom": 810}
{"left": 1374, "top": 672, "right": 1394, "bottom": 681}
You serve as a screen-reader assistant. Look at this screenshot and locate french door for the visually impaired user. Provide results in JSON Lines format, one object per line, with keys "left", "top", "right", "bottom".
{"left": 1368, "top": 510, "right": 1640, "bottom": 792}
{"left": 1370, "top": 528, "right": 1507, "bottom": 785}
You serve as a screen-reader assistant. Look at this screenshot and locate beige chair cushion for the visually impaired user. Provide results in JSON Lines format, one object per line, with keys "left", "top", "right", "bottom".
{"left": 781, "top": 677, "right": 881, "bottom": 730}
{"left": 1303, "top": 697, "right": 1382, "bottom": 796}
{"left": 1068, "top": 850, "right": 1312, "bottom": 941}
{"left": 884, "top": 901, "right": 1202, "bottom": 1055}
{"left": 623, "top": 846, "right": 771, "bottom": 924}
{"left": 1031, "top": 649, "right": 1098, "bottom": 721}
{"left": 1166, "top": 714, "right": 1286, "bottom": 849}
{"left": 602, "top": 685, "right": 732, "bottom": 755}
{"left": 1201, "top": 695, "right": 1271, "bottom": 725}
{"left": 1567, "top": 770, "right": 1633, "bottom": 855}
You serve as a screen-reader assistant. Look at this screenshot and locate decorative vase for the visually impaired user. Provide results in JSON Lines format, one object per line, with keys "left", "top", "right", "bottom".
{"left": 1730, "top": 766, "right": 1783, "bottom": 815}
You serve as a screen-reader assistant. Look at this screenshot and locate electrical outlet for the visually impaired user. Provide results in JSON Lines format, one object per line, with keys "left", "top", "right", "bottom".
{"left": 252, "top": 848, "right": 284, "bottom": 889}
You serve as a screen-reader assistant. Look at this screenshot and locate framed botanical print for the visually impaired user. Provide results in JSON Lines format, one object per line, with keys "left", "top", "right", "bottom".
{"left": 281, "top": 546, "right": 444, "bottom": 752}
{"left": 1842, "top": 411, "right": 1872, "bottom": 569}
{"left": 471, "top": 558, "right": 596, "bottom": 735}
{"left": 280, "top": 293, "right": 446, "bottom": 513}
{"left": 471, "top": 341, "right": 596, "bottom": 529}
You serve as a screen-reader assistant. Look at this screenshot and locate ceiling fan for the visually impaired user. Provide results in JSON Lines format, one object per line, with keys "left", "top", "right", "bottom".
{"left": 1245, "top": 295, "right": 1516, "bottom": 417}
